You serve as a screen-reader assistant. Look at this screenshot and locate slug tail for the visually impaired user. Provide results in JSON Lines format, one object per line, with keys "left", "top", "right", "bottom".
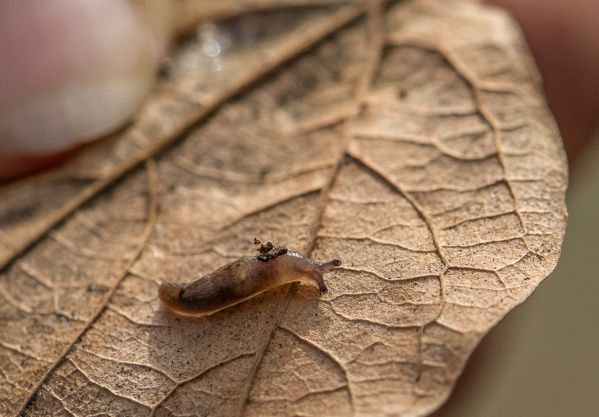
{"left": 158, "top": 282, "right": 186, "bottom": 311}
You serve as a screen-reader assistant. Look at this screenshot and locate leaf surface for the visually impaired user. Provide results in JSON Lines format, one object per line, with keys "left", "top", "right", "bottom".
{"left": 0, "top": 1, "right": 567, "bottom": 416}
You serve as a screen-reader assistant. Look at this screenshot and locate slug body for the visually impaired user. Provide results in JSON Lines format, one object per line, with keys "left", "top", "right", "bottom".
{"left": 159, "top": 240, "right": 341, "bottom": 317}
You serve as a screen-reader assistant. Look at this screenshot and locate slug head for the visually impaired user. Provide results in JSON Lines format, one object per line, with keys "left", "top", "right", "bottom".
{"left": 281, "top": 252, "right": 341, "bottom": 294}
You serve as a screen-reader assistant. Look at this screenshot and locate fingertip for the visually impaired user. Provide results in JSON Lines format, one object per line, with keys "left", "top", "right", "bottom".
{"left": 0, "top": 0, "right": 173, "bottom": 178}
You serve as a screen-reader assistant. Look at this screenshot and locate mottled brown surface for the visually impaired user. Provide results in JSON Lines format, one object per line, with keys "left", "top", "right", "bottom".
{"left": 0, "top": 1, "right": 567, "bottom": 416}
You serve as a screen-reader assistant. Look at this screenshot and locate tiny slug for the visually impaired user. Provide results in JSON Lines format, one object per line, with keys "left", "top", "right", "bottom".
{"left": 158, "top": 238, "right": 341, "bottom": 317}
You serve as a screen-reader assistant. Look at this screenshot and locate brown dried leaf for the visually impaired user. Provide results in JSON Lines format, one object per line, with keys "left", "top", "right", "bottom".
{"left": 0, "top": 1, "right": 567, "bottom": 416}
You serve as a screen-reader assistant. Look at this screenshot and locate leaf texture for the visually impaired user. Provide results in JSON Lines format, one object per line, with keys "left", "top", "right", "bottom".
{"left": 0, "top": 1, "right": 567, "bottom": 416}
